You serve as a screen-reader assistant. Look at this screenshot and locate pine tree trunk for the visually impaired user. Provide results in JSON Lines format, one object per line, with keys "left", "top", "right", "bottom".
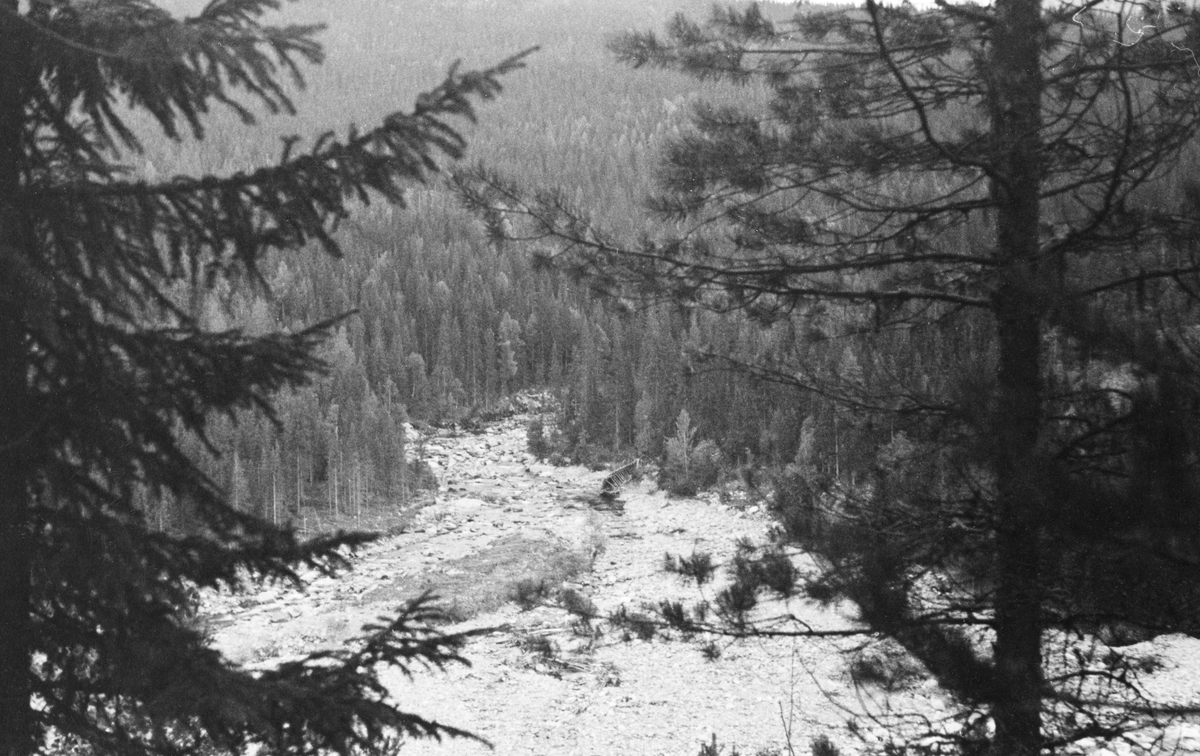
{"left": 0, "top": 327, "right": 32, "bottom": 756}
{"left": 992, "top": 305, "right": 1044, "bottom": 756}
{"left": 0, "top": 4, "right": 33, "bottom": 751}
{"left": 0, "top": 293, "right": 33, "bottom": 756}
{"left": 989, "top": 0, "right": 1046, "bottom": 753}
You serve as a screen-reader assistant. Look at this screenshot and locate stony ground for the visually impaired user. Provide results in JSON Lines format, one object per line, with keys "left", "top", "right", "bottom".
{"left": 201, "top": 412, "right": 1200, "bottom": 756}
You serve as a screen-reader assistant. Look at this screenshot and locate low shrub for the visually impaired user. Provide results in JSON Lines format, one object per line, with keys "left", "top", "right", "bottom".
{"left": 659, "top": 409, "right": 723, "bottom": 496}
{"left": 688, "top": 440, "right": 723, "bottom": 489}
{"left": 560, "top": 588, "right": 597, "bottom": 618}
{"left": 526, "top": 417, "right": 552, "bottom": 460}
{"left": 566, "top": 441, "right": 621, "bottom": 470}
{"left": 516, "top": 632, "right": 557, "bottom": 660}
{"left": 510, "top": 577, "right": 552, "bottom": 610}
{"left": 611, "top": 606, "right": 658, "bottom": 641}
{"left": 664, "top": 549, "right": 716, "bottom": 585}
{"left": 811, "top": 735, "right": 841, "bottom": 756}
{"left": 848, "top": 642, "right": 927, "bottom": 691}
{"left": 770, "top": 464, "right": 830, "bottom": 545}
{"left": 408, "top": 459, "right": 439, "bottom": 492}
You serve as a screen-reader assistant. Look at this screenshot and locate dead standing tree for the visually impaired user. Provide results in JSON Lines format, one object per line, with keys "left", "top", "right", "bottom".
{"left": 458, "top": 1, "right": 1200, "bottom": 753}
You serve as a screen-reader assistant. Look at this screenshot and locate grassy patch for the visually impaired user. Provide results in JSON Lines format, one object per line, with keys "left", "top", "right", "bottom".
{"left": 362, "top": 534, "right": 591, "bottom": 621}
{"left": 287, "top": 491, "right": 438, "bottom": 540}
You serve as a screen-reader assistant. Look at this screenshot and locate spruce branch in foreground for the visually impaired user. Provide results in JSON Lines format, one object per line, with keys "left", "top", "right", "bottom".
{"left": 0, "top": 1, "right": 533, "bottom": 753}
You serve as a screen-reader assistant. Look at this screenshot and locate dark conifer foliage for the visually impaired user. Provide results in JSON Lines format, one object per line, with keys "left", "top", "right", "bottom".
{"left": 459, "top": 0, "right": 1200, "bottom": 753}
{"left": 0, "top": 1, "right": 527, "bottom": 753}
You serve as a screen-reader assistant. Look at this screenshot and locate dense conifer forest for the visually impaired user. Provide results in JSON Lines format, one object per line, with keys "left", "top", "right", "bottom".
{"left": 142, "top": 0, "right": 1200, "bottom": 553}
{"left": 136, "top": 0, "right": 817, "bottom": 532}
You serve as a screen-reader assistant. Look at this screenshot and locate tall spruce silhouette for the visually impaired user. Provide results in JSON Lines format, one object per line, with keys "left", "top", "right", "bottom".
{"left": 0, "top": 1, "right": 529, "bottom": 753}
{"left": 458, "top": 1, "right": 1200, "bottom": 753}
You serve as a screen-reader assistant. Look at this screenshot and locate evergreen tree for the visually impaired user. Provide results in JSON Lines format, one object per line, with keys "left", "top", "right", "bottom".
{"left": 498, "top": 309, "right": 523, "bottom": 395}
{"left": 0, "top": 1, "right": 529, "bottom": 753}
{"left": 459, "top": 1, "right": 1200, "bottom": 753}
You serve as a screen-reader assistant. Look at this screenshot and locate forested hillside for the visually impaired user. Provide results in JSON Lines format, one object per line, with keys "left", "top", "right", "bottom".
{"left": 150, "top": 0, "right": 1200, "bottom": 535}
{"left": 139, "top": 0, "right": 782, "bottom": 530}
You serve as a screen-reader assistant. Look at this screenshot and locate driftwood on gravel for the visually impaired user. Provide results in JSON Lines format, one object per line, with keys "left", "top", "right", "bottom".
{"left": 600, "top": 460, "right": 643, "bottom": 499}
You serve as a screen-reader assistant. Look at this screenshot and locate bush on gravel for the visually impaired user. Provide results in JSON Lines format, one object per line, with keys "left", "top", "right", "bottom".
{"left": 810, "top": 735, "right": 841, "bottom": 756}
{"left": 510, "top": 577, "right": 553, "bottom": 610}
{"left": 560, "top": 588, "right": 598, "bottom": 619}
{"left": 610, "top": 606, "right": 658, "bottom": 641}
{"left": 848, "top": 641, "right": 928, "bottom": 691}
{"left": 659, "top": 409, "right": 722, "bottom": 496}
{"left": 571, "top": 441, "right": 624, "bottom": 470}
{"left": 408, "top": 458, "right": 440, "bottom": 492}
{"left": 694, "top": 733, "right": 793, "bottom": 756}
{"left": 664, "top": 549, "right": 716, "bottom": 585}
{"left": 526, "top": 417, "right": 552, "bottom": 460}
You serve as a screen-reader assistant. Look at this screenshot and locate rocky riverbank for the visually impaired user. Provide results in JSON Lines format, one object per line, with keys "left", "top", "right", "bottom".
{"left": 201, "top": 412, "right": 1200, "bottom": 756}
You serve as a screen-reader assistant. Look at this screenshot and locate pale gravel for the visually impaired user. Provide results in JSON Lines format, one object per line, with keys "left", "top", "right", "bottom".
{"left": 202, "top": 413, "right": 1200, "bottom": 756}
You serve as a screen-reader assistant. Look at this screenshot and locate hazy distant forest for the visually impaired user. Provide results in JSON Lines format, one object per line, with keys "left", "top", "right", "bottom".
{"left": 139, "top": 0, "right": 832, "bottom": 533}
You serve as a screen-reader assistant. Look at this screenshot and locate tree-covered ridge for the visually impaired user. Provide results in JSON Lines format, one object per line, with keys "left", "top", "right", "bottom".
{"left": 159, "top": 0, "right": 1200, "bottom": 549}
{"left": 179, "top": 195, "right": 594, "bottom": 532}
{"left": 119, "top": 0, "right": 737, "bottom": 529}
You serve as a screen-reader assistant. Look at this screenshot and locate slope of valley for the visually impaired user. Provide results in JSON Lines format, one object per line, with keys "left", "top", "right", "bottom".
{"left": 200, "top": 412, "right": 1200, "bottom": 756}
